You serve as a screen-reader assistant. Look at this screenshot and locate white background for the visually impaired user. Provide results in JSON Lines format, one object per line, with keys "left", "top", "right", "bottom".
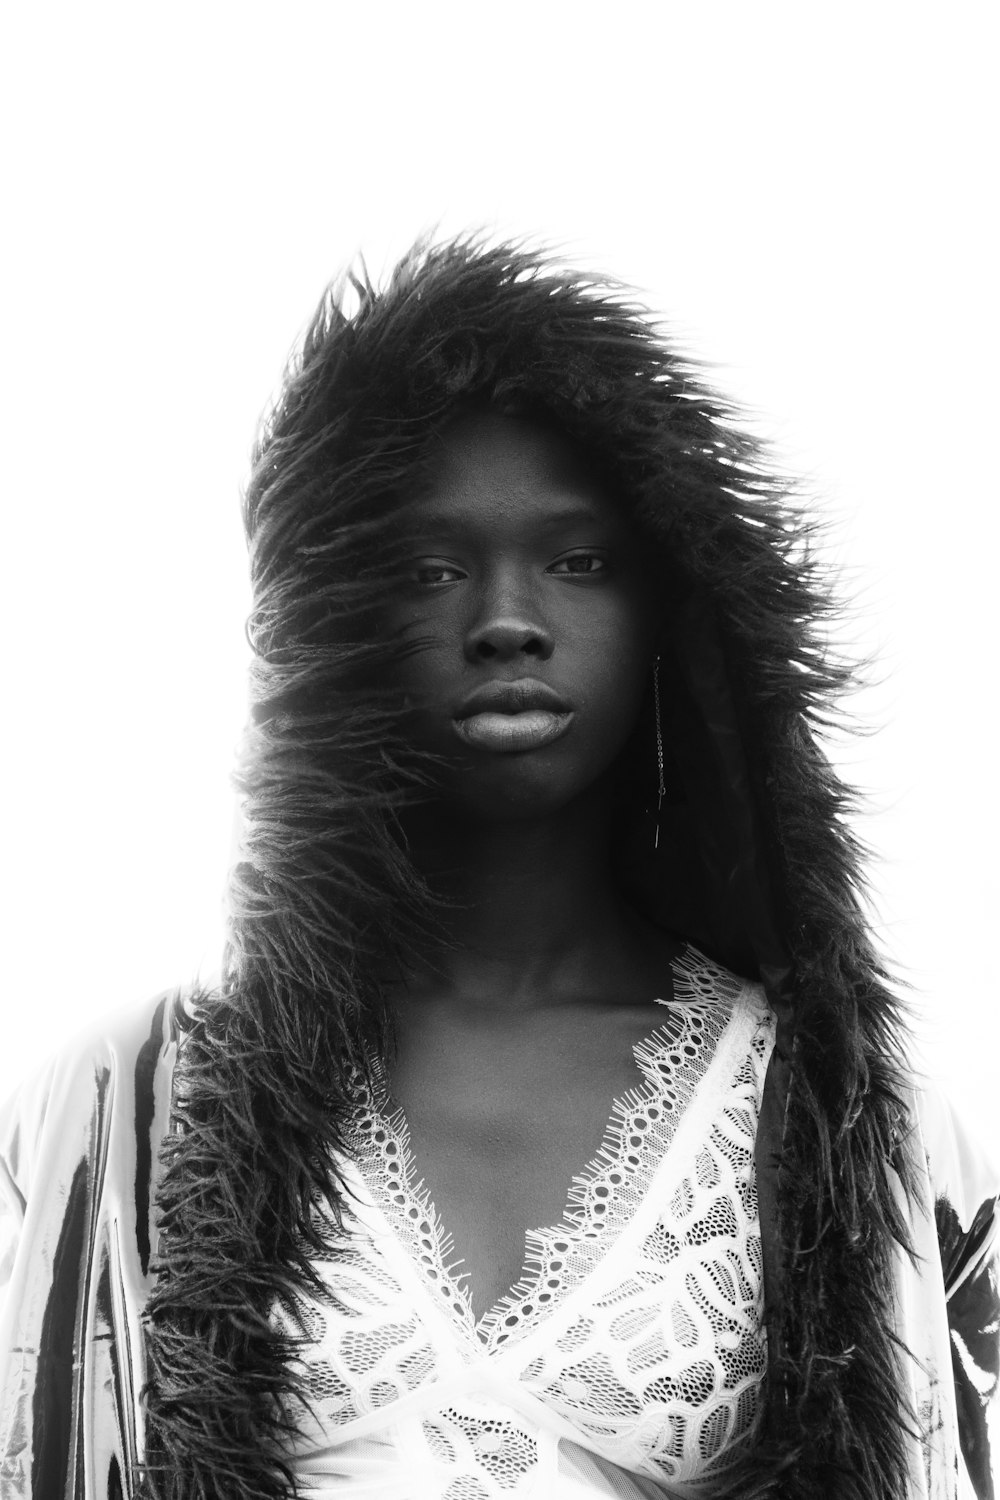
{"left": 2, "top": 4, "right": 997, "bottom": 1149}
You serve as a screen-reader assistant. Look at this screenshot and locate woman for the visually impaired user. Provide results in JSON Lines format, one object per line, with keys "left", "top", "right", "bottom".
{"left": 1, "top": 238, "right": 997, "bottom": 1500}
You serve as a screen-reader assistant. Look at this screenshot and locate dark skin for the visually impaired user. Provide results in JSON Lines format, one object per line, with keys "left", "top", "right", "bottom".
{"left": 382, "top": 412, "right": 683, "bottom": 1327}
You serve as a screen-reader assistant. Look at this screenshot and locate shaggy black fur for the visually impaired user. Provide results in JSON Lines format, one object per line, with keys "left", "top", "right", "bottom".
{"left": 141, "top": 237, "right": 916, "bottom": 1498}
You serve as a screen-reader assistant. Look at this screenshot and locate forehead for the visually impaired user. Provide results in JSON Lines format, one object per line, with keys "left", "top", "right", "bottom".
{"left": 414, "top": 412, "right": 623, "bottom": 532}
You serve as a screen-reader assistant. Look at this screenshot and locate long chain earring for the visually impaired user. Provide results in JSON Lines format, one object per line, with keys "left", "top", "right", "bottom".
{"left": 653, "top": 655, "right": 665, "bottom": 850}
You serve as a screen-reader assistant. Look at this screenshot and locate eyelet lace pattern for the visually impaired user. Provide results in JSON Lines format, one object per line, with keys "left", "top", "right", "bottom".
{"left": 280, "top": 948, "right": 774, "bottom": 1497}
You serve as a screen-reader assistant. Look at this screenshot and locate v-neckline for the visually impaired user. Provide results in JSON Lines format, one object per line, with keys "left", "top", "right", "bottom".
{"left": 343, "top": 947, "right": 753, "bottom": 1354}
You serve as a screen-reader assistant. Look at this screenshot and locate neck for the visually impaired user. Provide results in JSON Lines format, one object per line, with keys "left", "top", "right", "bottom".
{"left": 397, "top": 785, "right": 640, "bottom": 1009}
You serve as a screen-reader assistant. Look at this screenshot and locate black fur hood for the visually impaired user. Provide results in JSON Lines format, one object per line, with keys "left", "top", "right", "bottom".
{"left": 142, "top": 237, "right": 915, "bottom": 1499}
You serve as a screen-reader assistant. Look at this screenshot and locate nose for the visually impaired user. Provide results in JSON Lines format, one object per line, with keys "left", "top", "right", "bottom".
{"left": 464, "top": 577, "right": 554, "bottom": 663}
{"left": 465, "top": 620, "right": 553, "bottom": 662}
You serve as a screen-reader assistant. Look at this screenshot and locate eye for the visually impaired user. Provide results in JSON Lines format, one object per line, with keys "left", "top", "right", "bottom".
{"left": 547, "top": 552, "right": 609, "bottom": 576}
{"left": 410, "top": 560, "right": 466, "bottom": 586}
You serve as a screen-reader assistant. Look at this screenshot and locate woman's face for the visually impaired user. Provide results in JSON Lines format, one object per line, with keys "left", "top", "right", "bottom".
{"left": 385, "top": 412, "right": 661, "bottom": 820}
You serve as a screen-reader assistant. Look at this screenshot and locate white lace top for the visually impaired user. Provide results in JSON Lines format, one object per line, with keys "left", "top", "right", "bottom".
{"left": 279, "top": 949, "right": 775, "bottom": 1498}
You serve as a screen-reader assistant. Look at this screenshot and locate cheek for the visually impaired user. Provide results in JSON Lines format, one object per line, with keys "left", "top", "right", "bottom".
{"left": 386, "top": 608, "right": 454, "bottom": 703}
{"left": 587, "top": 600, "right": 656, "bottom": 700}
{"left": 388, "top": 633, "right": 465, "bottom": 760}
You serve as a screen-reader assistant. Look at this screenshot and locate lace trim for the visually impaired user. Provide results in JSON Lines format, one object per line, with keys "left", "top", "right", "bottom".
{"left": 346, "top": 946, "right": 758, "bottom": 1353}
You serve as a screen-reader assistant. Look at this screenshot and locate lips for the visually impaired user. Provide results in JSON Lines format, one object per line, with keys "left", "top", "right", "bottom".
{"left": 453, "top": 678, "right": 574, "bottom": 754}
{"left": 455, "top": 679, "right": 571, "bottom": 719}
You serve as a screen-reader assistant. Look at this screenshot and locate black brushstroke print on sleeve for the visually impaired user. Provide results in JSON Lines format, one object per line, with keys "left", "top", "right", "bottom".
{"left": 937, "top": 1194, "right": 1000, "bottom": 1500}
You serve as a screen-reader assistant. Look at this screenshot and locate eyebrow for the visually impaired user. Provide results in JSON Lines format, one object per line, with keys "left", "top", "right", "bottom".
{"left": 411, "top": 504, "right": 611, "bottom": 533}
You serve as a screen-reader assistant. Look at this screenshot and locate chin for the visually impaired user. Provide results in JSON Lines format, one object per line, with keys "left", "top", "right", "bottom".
{"left": 449, "top": 760, "right": 612, "bottom": 824}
